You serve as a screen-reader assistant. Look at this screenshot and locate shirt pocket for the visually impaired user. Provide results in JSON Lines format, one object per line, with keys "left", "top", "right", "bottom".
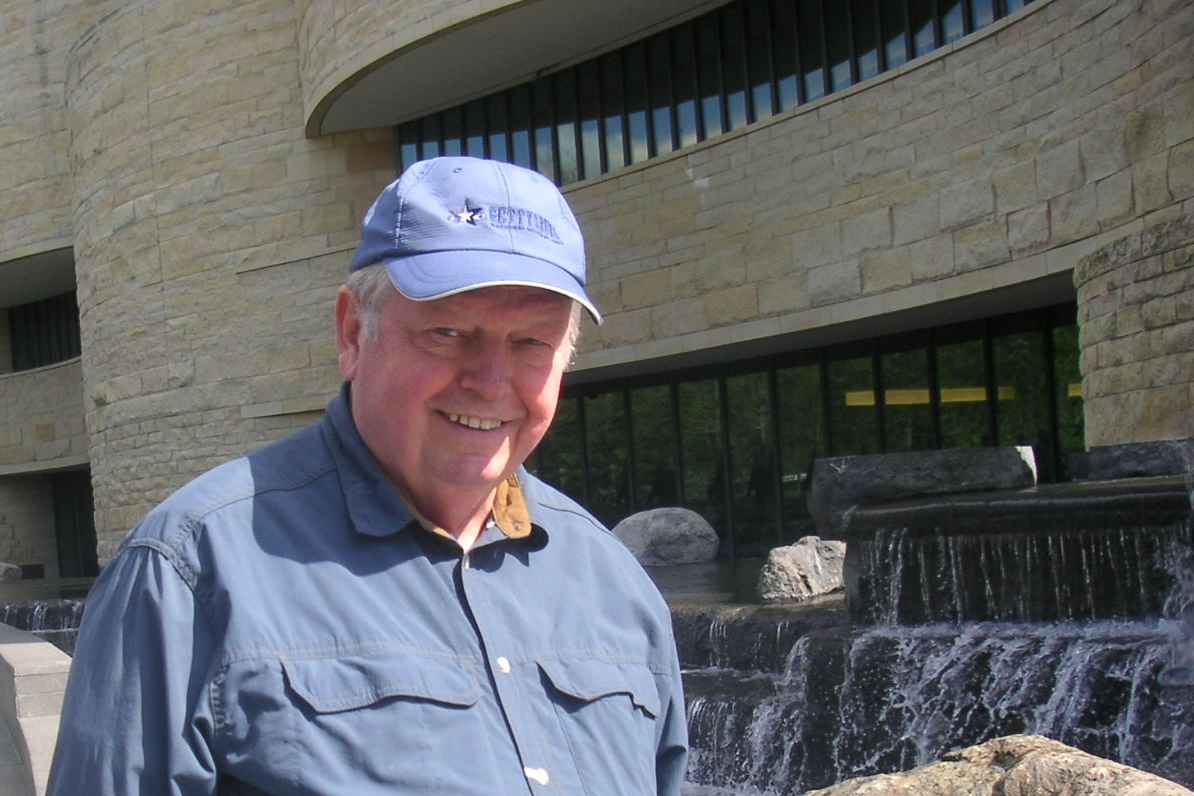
{"left": 279, "top": 652, "right": 480, "bottom": 791}
{"left": 537, "top": 657, "right": 660, "bottom": 793}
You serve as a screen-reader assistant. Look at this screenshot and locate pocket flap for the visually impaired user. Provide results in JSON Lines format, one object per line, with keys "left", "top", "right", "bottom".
{"left": 282, "top": 653, "right": 479, "bottom": 713}
{"left": 537, "top": 658, "right": 660, "bottom": 718}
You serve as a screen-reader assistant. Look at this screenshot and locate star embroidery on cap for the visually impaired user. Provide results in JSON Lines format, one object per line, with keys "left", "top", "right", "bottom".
{"left": 449, "top": 200, "right": 485, "bottom": 225}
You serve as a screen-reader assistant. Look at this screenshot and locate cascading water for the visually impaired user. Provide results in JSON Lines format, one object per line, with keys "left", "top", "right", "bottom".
{"left": 679, "top": 477, "right": 1194, "bottom": 794}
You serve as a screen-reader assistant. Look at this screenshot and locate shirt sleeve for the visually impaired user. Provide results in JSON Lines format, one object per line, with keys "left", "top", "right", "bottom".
{"left": 47, "top": 541, "right": 218, "bottom": 796}
{"left": 654, "top": 632, "right": 690, "bottom": 796}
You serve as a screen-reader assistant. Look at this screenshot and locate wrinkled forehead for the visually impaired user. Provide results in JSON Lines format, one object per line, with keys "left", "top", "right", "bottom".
{"left": 392, "top": 283, "right": 575, "bottom": 322}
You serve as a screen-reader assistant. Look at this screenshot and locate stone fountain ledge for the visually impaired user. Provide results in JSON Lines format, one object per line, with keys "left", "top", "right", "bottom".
{"left": 0, "top": 623, "right": 70, "bottom": 796}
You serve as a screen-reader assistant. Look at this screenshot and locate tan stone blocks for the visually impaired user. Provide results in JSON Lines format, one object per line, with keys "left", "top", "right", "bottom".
{"left": 1008, "top": 203, "right": 1051, "bottom": 254}
{"left": 1037, "top": 140, "right": 1085, "bottom": 198}
{"left": 808, "top": 260, "right": 861, "bottom": 306}
{"left": 954, "top": 219, "right": 1010, "bottom": 272}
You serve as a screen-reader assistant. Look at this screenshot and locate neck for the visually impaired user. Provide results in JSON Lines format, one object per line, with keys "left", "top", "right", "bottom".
{"left": 401, "top": 483, "right": 496, "bottom": 552}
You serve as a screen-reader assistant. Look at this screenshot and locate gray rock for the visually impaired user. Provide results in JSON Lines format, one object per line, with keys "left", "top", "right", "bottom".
{"left": 1083, "top": 438, "right": 1194, "bottom": 480}
{"left": 757, "top": 536, "right": 846, "bottom": 603}
{"left": 808, "top": 447, "right": 1038, "bottom": 540}
{"left": 612, "top": 507, "right": 720, "bottom": 566}
{"left": 806, "top": 734, "right": 1193, "bottom": 795}
{"left": 0, "top": 562, "right": 21, "bottom": 582}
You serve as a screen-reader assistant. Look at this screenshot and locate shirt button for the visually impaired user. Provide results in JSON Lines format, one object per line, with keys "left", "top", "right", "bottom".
{"left": 524, "top": 766, "right": 550, "bottom": 786}
{"left": 496, "top": 656, "right": 511, "bottom": 674}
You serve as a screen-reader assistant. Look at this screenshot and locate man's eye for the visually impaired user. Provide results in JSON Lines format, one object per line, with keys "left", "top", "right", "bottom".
{"left": 432, "top": 328, "right": 462, "bottom": 338}
{"left": 518, "top": 337, "right": 550, "bottom": 348}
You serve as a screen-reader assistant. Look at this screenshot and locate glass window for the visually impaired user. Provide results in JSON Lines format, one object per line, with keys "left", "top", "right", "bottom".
{"left": 679, "top": 380, "right": 727, "bottom": 548}
{"left": 399, "top": 122, "right": 419, "bottom": 171}
{"left": 851, "top": 0, "right": 880, "bottom": 81}
{"left": 937, "top": 337, "right": 990, "bottom": 448}
{"left": 624, "top": 43, "right": 651, "bottom": 163}
{"left": 465, "top": 99, "right": 486, "bottom": 157}
{"left": 1052, "top": 321, "right": 1084, "bottom": 480}
{"left": 720, "top": 4, "right": 749, "bottom": 130}
{"left": 881, "top": 0, "right": 908, "bottom": 69}
{"left": 777, "top": 363, "right": 824, "bottom": 539}
{"left": 648, "top": 35, "right": 675, "bottom": 155}
{"left": 555, "top": 70, "right": 580, "bottom": 184}
{"left": 746, "top": 0, "right": 774, "bottom": 121}
{"left": 578, "top": 60, "right": 603, "bottom": 179}
{"left": 829, "top": 354, "right": 880, "bottom": 455}
{"left": 53, "top": 469, "right": 98, "bottom": 578}
{"left": 509, "top": 85, "right": 533, "bottom": 168}
{"left": 973, "top": 0, "right": 996, "bottom": 27}
{"left": 942, "top": 0, "right": 966, "bottom": 43}
{"left": 1005, "top": 0, "right": 1027, "bottom": 14}
{"left": 909, "top": 0, "right": 937, "bottom": 57}
{"left": 881, "top": 345, "right": 935, "bottom": 452}
{"left": 993, "top": 329, "right": 1052, "bottom": 476}
{"left": 824, "top": 0, "right": 853, "bottom": 92}
{"left": 672, "top": 25, "right": 700, "bottom": 148}
{"left": 771, "top": 0, "right": 800, "bottom": 110}
{"left": 8, "top": 292, "right": 81, "bottom": 372}
{"left": 601, "top": 52, "right": 626, "bottom": 171}
{"left": 419, "top": 114, "right": 441, "bottom": 160}
{"left": 797, "top": 0, "right": 826, "bottom": 101}
{"left": 727, "top": 372, "right": 777, "bottom": 552}
{"left": 584, "top": 392, "right": 630, "bottom": 526}
{"left": 631, "top": 386, "right": 680, "bottom": 510}
{"left": 697, "top": 14, "right": 725, "bottom": 139}
{"left": 487, "top": 93, "right": 509, "bottom": 162}
{"left": 535, "top": 397, "right": 585, "bottom": 499}
{"left": 441, "top": 107, "right": 463, "bottom": 157}
{"left": 532, "top": 77, "right": 557, "bottom": 183}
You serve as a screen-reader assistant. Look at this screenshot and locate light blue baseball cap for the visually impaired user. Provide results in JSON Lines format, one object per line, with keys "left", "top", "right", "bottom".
{"left": 351, "top": 156, "right": 602, "bottom": 324}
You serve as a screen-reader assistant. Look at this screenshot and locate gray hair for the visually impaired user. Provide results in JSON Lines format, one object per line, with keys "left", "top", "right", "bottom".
{"left": 344, "top": 263, "right": 583, "bottom": 356}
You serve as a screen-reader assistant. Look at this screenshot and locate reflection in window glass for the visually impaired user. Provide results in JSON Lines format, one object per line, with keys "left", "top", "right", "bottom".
{"left": 728, "top": 373, "right": 775, "bottom": 552}
{"left": 942, "top": 0, "right": 965, "bottom": 43}
{"left": 487, "top": 94, "right": 509, "bottom": 163}
{"left": 578, "top": 61, "right": 603, "bottom": 179}
{"left": 532, "top": 78, "right": 557, "bottom": 183}
{"left": 746, "top": 0, "right": 774, "bottom": 121}
{"left": 829, "top": 355, "right": 880, "bottom": 455}
{"left": 584, "top": 392, "right": 630, "bottom": 526}
{"left": 1006, "top": 0, "right": 1026, "bottom": 13}
{"left": 825, "top": 0, "right": 853, "bottom": 92}
{"left": 777, "top": 364, "right": 824, "bottom": 539}
{"left": 555, "top": 70, "right": 580, "bottom": 184}
{"left": 994, "top": 330, "right": 1051, "bottom": 476}
{"left": 679, "top": 380, "right": 726, "bottom": 547}
{"left": 535, "top": 397, "right": 584, "bottom": 499}
{"left": 772, "top": 0, "right": 799, "bottom": 110}
{"left": 509, "top": 86, "right": 533, "bottom": 169}
{"left": 851, "top": 0, "right": 879, "bottom": 81}
{"left": 631, "top": 386, "right": 679, "bottom": 510}
{"left": 698, "top": 15, "right": 724, "bottom": 139}
{"left": 399, "top": 122, "right": 419, "bottom": 171}
{"left": 973, "top": 0, "right": 996, "bottom": 27}
{"left": 465, "top": 99, "right": 486, "bottom": 157}
{"left": 881, "top": 1, "right": 908, "bottom": 69}
{"left": 624, "top": 43, "right": 651, "bottom": 163}
{"left": 1052, "top": 322, "right": 1084, "bottom": 480}
{"left": 937, "top": 338, "right": 989, "bottom": 448}
{"left": 721, "top": 4, "right": 749, "bottom": 130}
{"left": 672, "top": 25, "right": 700, "bottom": 148}
{"left": 420, "top": 115, "right": 441, "bottom": 159}
{"left": 909, "top": 0, "right": 936, "bottom": 56}
{"left": 648, "top": 35, "right": 675, "bottom": 155}
{"left": 882, "top": 347, "right": 935, "bottom": 451}
{"left": 602, "top": 53, "right": 626, "bottom": 171}
{"left": 797, "top": 0, "right": 826, "bottom": 101}
{"left": 441, "top": 107, "right": 463, "bottom": 157}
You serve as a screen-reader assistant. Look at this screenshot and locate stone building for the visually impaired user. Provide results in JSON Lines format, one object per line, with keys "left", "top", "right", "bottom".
{"left": 0, "top": 0, "right": 1191, "bottom": 573}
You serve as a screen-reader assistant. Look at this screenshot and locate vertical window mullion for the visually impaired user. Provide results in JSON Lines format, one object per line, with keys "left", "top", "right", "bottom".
{"left": 874, "top": 0, "right": 887, "bottom": 72}
{"left": 690, "top": 22, "right": 706, "bottom": 141}
{"left": 736, "top": 1, "right": 754, "bottom": 124}
{"left": 932, "top": 0, "right": 944, "bottom": 50}
{"left": 984, "top": 322, "right": 999, "bottom": 445}
{"left": 819, "top": 355, "right": 834, "bottom": 455}
{"left": 623, "top": 389, "right": 637, "bottom": 511}
{"left": 762, "top": 0, "right": 780, "bottom": 116}
{"left": 928, "top": 330, "right": 944, "bottom": 448}
{"left": 767, "top": 367, "right": 784, "bottom": 544}
{"left": 596, "top": 60, "right": 609, "bottom": 176}
{"left": 817, "top": 0, "right": 832, "bottom": 95}
{"left": 717, "top": 376, "right": 735, "bottom": 560}
{"left": 621, "top": 49, "right": 632, "bottom": 167}
{"left": 847, "top": 0, "right": 860, "bottom": 85}
{"left": 873, "top": 349, "right": 887, "bottom": 453}
{"left": 670, "top": 383, "right": 685, "bottom": 505}
{"left": 577, "top": 395, "right": 592, "bottom": 506}
{"left": 963, "top": 0, "right": 974, "bottom": 34}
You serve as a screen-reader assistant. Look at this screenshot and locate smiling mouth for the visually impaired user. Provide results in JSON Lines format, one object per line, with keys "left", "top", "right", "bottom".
{"left": 442, "top": 412, "right": 505, "bottom": 431}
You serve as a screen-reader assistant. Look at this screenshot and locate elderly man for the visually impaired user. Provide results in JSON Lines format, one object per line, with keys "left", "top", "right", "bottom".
{"left": 48, "top": 157, "right": 688, "bottom": 794}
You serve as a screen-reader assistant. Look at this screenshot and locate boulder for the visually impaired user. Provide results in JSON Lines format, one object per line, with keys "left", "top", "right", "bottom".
{"left": 612, "top": 507, "right": 719, "bottom": 566}
{"left": 756, "top": 536, "right": 845, "bottom": 603}
{"left": 806, "top": 734, "right": 1193, "bottom": 795}
{"left": 1083, "top": 438, "right": 1194, "bottom": 481}
{"left": 808, "top": 446, "right": 1038, "bottom": 539}
{"left": 0, "top": 562, "right": 20, "bottom": 582}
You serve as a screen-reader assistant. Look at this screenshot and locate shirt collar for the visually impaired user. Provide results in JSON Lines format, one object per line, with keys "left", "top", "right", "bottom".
{"left": 322, "top": 383, "right": 536, "bottom": 542}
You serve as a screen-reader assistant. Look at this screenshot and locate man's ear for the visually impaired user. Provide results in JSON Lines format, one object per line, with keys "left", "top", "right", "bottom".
{"left": 335, "top": 286, "right": 363, "bottom": 381}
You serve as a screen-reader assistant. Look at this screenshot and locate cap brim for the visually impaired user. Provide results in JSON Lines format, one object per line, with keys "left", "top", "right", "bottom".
{"left": 382, "top": 250, "right": 603, "bottom": 325}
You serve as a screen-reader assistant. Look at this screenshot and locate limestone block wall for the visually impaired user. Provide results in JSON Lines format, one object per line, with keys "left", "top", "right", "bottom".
{"left": 65, "top": 1, "right": 394, "bottom": 561}
{"left": 569, "top": 0, "right": 1194, "bottom": 407}
{"left": 1075, "top": 209, "right": 1194, "bottom": 445}
{"left": 0, "top": 361, "right": 86, "bottom": 472}
{"left": 0, "top": 477, "right": 56, "bottom": 578}
{"left": 0, "top": 0, "right": 121, "bottom": 263}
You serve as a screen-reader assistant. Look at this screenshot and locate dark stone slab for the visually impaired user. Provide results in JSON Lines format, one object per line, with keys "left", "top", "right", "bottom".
{"left": 808, "top": 447, "right": 1038, "bottom": 540}
{"left": 1083, "top": 438, "right": 1194, "bottom": 481}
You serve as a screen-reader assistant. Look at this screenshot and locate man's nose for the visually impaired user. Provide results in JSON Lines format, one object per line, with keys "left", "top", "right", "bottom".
{"left": 458, "top": 339, "right": 512, "bottom": 400}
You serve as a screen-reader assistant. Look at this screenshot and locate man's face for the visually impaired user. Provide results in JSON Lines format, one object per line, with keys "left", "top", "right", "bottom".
{"left": 337, "top": 283, "right": 574, "bottom": 508}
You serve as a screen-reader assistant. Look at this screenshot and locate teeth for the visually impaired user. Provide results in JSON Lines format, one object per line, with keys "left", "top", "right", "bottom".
{"left": 446, "top": 413, "right": 502, "bottom": 431}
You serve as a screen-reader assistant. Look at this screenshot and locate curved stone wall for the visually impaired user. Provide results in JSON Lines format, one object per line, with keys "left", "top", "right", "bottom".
{"left": 1074, "top": 210, "right": 1194, "bottom": 446}
{"left": 66, "top": 2, "right": 394, "bottom": 560}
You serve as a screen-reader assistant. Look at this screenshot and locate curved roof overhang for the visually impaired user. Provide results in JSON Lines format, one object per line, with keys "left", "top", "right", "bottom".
{"left": 0, "top": 248, "right": 75, "bottom": 309}
{"left": 307, "top": 0, "right": 723, "bottom": 137}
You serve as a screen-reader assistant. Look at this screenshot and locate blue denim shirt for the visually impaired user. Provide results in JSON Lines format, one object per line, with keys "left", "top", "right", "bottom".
{"left": 48, "top": 388, "right": 687, "bottom": 795}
